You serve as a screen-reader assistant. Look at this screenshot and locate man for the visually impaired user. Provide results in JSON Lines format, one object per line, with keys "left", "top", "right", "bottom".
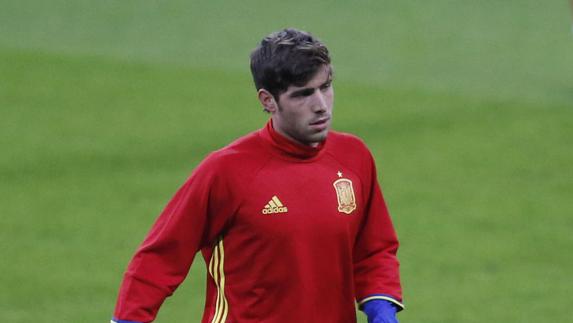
{"left": 112, "top": 28, "right": 403, "bottom": 323}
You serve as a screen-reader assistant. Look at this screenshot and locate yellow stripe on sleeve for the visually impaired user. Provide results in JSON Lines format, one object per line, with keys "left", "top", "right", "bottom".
{"left": 218, "top": 239, "right": 228, "bottom": 322}
{"left": 210, "top": 243, "right": 221, "bottom": 323}
{"left": 210, "top": 237, "right": 228, "bottom": 323}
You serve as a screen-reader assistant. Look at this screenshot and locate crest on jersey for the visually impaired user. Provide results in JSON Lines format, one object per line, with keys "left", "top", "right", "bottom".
{"left": 333, "top": 178, "right": 357, "bottom": 214}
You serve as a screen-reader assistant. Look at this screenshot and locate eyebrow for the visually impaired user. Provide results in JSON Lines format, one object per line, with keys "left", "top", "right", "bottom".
{"left": 289, "top": 75, "right": 333, "bottom": 98}
{"left": 290, "top": 88, "right": 315, "bottom": 97}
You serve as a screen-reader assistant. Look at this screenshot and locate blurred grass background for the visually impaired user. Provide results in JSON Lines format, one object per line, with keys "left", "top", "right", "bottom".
{"left": 1, "top": 1, "right": 572, "bottom": 322}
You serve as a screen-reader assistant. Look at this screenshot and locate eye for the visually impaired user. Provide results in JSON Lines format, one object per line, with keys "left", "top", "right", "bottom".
{"left": 320, "top": 82, "right": 331, "bottom": 91}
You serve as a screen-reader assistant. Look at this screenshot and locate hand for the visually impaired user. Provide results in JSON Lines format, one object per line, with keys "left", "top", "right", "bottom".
{"left": 362, "top": 299, "right": 399, "bottom": 323}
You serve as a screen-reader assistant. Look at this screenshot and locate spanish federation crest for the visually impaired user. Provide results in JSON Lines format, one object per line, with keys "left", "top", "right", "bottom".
{"left": 333, "top": 175, "right": 357, "bottom": 214}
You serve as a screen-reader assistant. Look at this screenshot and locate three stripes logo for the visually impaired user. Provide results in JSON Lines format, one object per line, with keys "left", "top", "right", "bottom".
{"left": 261, "top": 195, "right": 288, "bottom": 214}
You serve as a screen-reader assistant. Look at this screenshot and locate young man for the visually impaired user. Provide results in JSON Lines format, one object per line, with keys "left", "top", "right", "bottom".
{"left": 112, "top": 28, "right": 403, "bottom": 323}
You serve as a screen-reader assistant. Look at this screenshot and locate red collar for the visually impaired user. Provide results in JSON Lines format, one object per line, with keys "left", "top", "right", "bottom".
{"left": 259, "top": 120, "right": 326, "bottom": 160}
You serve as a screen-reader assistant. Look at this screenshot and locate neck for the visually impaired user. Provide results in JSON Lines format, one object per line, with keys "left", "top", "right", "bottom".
{"left": 261, "top": 120, "right": 326, "bottom": 160}
{"left": 273, "top": 126, "right": 320, "bottom": 147}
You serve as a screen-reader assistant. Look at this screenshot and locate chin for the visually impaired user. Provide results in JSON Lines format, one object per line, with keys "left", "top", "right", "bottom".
{"left": 309, "top": 131, "right": 328, "bottom": 144}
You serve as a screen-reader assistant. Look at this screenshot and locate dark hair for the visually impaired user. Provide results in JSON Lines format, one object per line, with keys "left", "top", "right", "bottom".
{"left": 250, "top": 28, "right": 331, "bottom": 99}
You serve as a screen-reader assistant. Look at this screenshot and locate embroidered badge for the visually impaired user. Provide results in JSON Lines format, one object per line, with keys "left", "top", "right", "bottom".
{"left": 333, "top": 172, "right": 357, "bottom": 214}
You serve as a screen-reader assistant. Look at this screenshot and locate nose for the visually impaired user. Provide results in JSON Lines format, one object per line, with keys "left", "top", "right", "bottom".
{"left": 311, "top": 91, "right": 328, "bottom": 113}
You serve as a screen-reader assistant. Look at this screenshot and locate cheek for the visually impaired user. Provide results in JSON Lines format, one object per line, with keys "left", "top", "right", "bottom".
{"left": 282, "top": 104, "right": 305, "bottom": 124}
{"left": 319, "top": 89, "right": 334, "bottom": 107}
{"left": 294, "top": 109, "right": 311, "bottom": 124}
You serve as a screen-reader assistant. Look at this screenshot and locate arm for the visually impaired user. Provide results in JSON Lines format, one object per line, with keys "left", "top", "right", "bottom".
{"left": 112, "top": 155, "right": 236, "bottom": 323}
{"left": 353, "top": 151, "right": 404, "bottom": 313}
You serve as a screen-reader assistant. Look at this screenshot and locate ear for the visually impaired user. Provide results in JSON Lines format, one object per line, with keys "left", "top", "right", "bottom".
{"left": 257, "top": 89, "right": 278, "bottom": 113}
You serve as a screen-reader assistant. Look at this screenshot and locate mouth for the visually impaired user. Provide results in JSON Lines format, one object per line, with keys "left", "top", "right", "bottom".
{"left": 309, "top": 117, "right": 330, "bottom": 126}
{"left": 309, "top": 117, "right": 331, "bottom": 132}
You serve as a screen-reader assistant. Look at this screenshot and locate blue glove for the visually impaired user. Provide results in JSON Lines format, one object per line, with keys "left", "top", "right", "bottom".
{"left": 111, "top": 318, "right": 143, "bottom": 323}
{"left": 362, "top": 299, "right": 399, "bottom": 323}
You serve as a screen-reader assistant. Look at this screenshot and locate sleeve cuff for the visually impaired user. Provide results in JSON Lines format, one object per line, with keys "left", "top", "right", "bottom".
{"left": 358, "top": 294, "right": 405, "bottom": 311}
{"left": 111, "top": 318, "right": 144, "bottom": 323}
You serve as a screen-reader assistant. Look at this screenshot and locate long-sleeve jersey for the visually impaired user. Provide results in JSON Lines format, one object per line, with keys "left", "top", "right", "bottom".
{"left": 113, "top": 121, "right": 403, "bottom": 323}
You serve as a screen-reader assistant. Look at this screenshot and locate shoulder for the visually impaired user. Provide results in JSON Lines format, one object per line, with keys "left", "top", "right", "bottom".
{"left": 196, "top": 130, "right": 271, "bottom": 176}
{"left": 326, "top": 130, "right": 381, "bottom": 186}
{"left": 326, "top": 130, "right": 373, "bottom": 161}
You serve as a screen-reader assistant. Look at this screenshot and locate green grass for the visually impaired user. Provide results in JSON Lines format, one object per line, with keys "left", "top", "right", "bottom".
{"left": 1, "top": 1, "right": 572, "bottom": 322}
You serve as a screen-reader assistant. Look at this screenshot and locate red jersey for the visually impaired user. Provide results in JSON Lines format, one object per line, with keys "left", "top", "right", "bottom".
{"left": 113, "top": 121, "right": 403, "bottom": 323}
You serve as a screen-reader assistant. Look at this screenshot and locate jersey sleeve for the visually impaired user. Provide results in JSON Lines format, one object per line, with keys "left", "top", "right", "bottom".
{"left": 112, "top": 154, "right": 237, "bottom": 323}
{"left": 353, "top": 151, "right": 404, "bottom": 310}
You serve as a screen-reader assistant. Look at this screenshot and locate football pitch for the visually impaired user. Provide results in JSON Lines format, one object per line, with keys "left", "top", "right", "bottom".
{"left": 1, "top": 1, "right": 572, "bottom": 322}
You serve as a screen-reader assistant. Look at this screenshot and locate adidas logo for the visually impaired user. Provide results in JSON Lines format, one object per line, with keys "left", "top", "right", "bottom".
{"left": 261, "top": 196, "right": 288, "bottom": 214}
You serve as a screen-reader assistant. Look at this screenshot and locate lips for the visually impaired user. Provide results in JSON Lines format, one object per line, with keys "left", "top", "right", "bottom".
{"left": 309, "top": 117, "right": 330, "bottom": 126}
{"left": 309, "top": 117, "right": 330, "bottom": 133}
